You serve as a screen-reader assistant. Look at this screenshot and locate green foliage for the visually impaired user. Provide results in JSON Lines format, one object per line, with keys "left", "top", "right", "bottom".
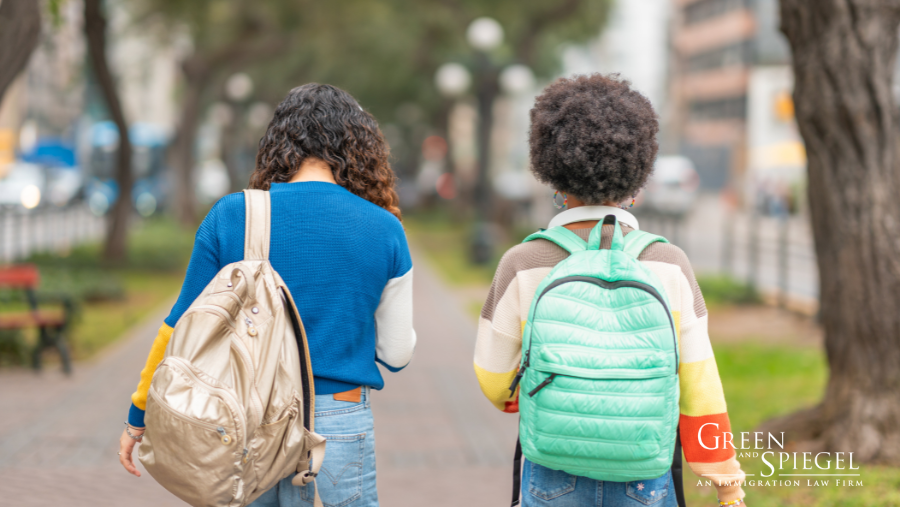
{"left": 129, "top": 0, "right": 610, "bottom": 130}
{"left": 0, "top": 330, "right": 28, "bottom": 367}
{"left": 47, "top": 0, "right": 65, "bottom": 26}
{"left": 696, "top": 274, "right": 763, "bottom": 307}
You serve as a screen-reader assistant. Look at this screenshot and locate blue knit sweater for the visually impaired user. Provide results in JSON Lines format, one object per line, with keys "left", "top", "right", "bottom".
{"left": 127, "top": 182, "right": 413, "bottom": 427}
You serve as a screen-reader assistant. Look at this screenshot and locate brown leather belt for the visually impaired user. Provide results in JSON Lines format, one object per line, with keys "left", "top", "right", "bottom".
{"left": 333, "top": 386, "right": 362, "bottom": 403}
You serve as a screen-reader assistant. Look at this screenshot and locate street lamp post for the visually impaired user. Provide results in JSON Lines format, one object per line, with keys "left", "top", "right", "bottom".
{"left": 224, "top": 73, "right": 253, "bottom": 192}
{"left": 435, "top": 63, "right": 472, "bottom": 206}
{"left": 437, "top": 19, "right": 534, "bottom": 264}
{"left": 466, "top": 17, "right": 504, "bottom": 265}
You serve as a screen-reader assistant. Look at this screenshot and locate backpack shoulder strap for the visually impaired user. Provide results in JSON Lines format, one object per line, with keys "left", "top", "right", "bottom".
{"left": 243, "top": 189, "right": 271, "bottom": 260}
{"left": 622, "top": 230, "right": 668, "bottom": 259}
{"left": 523, "top": 226, "right": 587, "bottom": 254}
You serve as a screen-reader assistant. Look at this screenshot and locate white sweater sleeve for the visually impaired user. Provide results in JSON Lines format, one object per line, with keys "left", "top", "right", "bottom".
{"left": 374, "top": 268, "right": 416, "bottom": 371}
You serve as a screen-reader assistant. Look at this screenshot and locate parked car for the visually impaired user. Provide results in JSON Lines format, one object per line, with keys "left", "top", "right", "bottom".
{"left": 641, "top": 156, "right": 700, "bottom": 216}
{"left": 0, "top": 162, "right": 45, "bottom": 210}
{"left": 85, "top": 121, "right": 169, "bottom": 216}
{"left": 20, "top": 139, "right": 83, "bottom": 208}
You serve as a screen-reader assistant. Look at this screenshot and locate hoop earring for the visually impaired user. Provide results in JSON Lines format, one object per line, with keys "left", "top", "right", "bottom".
{"left": 553, "top": 190, "right": 568, "bottom": 210}
{"left": 619, "top": 192, "right": 637, "bottom": 210}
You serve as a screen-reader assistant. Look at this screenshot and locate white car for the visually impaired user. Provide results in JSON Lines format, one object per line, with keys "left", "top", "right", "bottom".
{"left": 641, "top": 156, "right": 700, "bottom": 216}
{"left": 0, "top": 162, "right": 45, "bottom": 210}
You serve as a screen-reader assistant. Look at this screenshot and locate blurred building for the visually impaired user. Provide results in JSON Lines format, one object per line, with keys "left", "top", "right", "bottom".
{"left": 562, "top": 0, "right": 671, "bottom": 114}
{"left": 669, "top": 0, "right": 791, "bottom": 192}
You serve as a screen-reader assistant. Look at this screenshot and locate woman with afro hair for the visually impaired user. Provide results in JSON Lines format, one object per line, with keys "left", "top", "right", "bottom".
{"left": 474, "top": 74, "right": 748, "bottom": 507}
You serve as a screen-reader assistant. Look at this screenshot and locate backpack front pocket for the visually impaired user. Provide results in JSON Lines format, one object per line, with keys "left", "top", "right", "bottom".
{"left": 525, "top": 371, "right": 667, "bottom": 463}
{"left": 250, "top": 396, "right": 305, "bottom": 497}
{"left": 139, "top": 358, "right": 246, "bottom": 507}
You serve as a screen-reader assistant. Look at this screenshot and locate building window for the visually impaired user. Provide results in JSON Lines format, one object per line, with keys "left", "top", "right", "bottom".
{"left": 690, "top": 96, "right": 748, "bottom": 120}
{"left": 686, "top": 41, "right": 754, "bottom": 72}
{"left": 685, "top": 0, "right": 749, "bottom": 25}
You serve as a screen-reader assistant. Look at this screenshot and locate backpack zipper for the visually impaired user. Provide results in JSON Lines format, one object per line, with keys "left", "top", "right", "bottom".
{"left": 527, "top": 373, "right": 557, "bottom": 397}
{"left": 181, "top": 304, "right": 266, "bottom": 429}
{"left": 230, "top": 337, "right": 265, "bottom": 429}
{"left": 183, "top": 304, "right": 238, "bottom": 328}
{"left": 508, "top": 276, "right": 678, "bottom": 394}
{"left": 148, "top": 387, "right": 221, "bottom": 432}
{"left": 160, "top": 357, "right": 247, "bottom": 448}
{"left": 508, "top": 350, "right": 530, "bottom": 397}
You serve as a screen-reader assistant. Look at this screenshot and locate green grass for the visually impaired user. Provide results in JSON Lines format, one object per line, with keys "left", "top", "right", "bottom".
{"left": 696, "top": 274, "right": 763, "bottom": 308}
{"left": 685, "top": 343, "right": 900, "bottom": 506}
{"left": 68, "top": 270, "right": 183, "bottom": 358}
{"left": 404, "top": 211, "right": 525, "bottom": 287}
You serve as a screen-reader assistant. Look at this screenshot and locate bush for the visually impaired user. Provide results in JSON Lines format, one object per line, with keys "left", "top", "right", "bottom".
{"left": 696, "top": 274, "right": 762, "bottom": 307}
{"left": 27, "top": 217, "right": 195, "bottom": 272}
{"left": 0, "top": 330, "right": 28, "bottom": 367}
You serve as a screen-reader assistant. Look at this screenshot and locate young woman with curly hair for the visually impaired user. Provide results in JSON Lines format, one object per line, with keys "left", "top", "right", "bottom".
{"left": 119, "top": 83, "right": 415, "bottom": 507}
{"left": 475, "top": 74, "right": 748, "bottom": 507}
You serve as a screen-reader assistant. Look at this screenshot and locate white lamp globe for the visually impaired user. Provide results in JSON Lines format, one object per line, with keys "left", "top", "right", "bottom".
{"left": 226, "top": 73, "right": 254, "bottom": 102}
{"left": 435, "top": 63, "right": 472, "bottom": 98}
{"left": 500, "top": 64, "right": 536, "bottom": 96}
{"left": 466, "top": 17, "right": 503, "bottom": 51}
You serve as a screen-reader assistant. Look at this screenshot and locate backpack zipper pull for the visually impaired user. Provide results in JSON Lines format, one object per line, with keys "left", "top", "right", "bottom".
{"left": 508, "top": 351, "right": 530, "bottom": 397}
{"left": 217, "top": 426, "right": 232, "bottom": 445}
{"left": 242, "top": 448, "right": 249, "bottom": 464}
{"left": 527, "top": 373, "right": 557, "bottom": 397}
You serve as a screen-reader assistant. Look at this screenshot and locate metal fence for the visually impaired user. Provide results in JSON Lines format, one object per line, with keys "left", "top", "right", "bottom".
{"left": 637, "top": 196, "right": 820, "bottom": 309}
{"left": 0, "top": 205, "right": 105, "bottom": 263}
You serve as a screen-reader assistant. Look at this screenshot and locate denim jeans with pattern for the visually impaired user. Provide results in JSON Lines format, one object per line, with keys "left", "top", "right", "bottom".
{"left": 522, "top": 459, "right": 677, "bottom": 507}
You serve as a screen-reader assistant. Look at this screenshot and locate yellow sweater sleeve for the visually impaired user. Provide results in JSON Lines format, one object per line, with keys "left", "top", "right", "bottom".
{"left": 131, "top": 323, "right": 174, "bottom": 411}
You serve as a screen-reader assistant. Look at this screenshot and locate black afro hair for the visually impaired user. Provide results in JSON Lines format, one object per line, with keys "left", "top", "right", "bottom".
{"left": 529, "top": 74, "right": 659, "bottom": 205}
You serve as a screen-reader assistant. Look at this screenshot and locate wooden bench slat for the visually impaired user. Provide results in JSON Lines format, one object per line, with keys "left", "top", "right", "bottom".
{"left": 0, "top": 310, "right": 67, "bottom": 330}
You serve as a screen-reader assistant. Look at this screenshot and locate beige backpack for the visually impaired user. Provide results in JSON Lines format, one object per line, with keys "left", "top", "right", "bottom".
{"left": 139, "top": 189, "right": 326, "bottom": 507}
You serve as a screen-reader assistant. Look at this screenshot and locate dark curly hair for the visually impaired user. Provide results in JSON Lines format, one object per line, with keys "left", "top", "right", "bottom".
{"left": 529, "top": 74, "right": 659, "bottom": 205}
{"left": 249, "top": 83, "right": 401, "bottom": 220}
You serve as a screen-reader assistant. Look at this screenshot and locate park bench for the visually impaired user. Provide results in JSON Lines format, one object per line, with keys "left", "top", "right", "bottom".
{"left": 0, "top": 264, "right": 74, "bottom": 374}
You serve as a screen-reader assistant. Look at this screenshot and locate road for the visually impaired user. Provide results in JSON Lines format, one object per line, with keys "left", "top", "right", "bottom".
{"left": 0, "top": 251, "right": 517, "bottom": 506}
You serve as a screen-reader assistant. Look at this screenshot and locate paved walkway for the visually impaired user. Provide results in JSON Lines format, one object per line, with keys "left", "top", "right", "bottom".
{"left": 0, "top": 252, "right": 517, "bottom": 506}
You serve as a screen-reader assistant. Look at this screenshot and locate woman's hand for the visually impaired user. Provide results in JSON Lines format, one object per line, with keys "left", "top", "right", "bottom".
{"left": 118, "top": 426, "right": 145, "bottom": 477}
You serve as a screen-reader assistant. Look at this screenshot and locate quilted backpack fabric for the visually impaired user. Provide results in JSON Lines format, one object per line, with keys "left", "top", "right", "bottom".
{"left": 139, "top": 189, "right": 326, "bottom": 507}
{"left": 512, "top": 215, "right": 680, "bottom": 483}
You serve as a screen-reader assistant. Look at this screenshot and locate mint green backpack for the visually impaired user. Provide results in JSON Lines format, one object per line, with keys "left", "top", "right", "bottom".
{"left": 509, "top": 215, "right": 684, "bottom": 506}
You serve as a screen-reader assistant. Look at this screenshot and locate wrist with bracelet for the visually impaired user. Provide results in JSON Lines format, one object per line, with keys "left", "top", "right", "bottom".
{"left": 124, "top": 422, "right": 145, "bottom": 441}
{"left": 719, "top": 499, "right": 743, "bottom": 506}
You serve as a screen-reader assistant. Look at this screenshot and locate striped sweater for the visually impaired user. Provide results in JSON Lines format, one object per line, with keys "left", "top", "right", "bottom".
{"left": 474, "top": 206, "right": 745, "bottom": 502}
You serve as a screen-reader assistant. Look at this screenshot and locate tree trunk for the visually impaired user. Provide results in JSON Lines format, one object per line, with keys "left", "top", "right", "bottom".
{"left": 169, "top": 59, "right": 209, "bottom": 226}
{"left": 222, "top": 102, "right": 245, "bottom": 194}
{"left": 167, "top": 34, "right": 289, "bottom": 225}
{"left": 84, "top": 0, "right": 132, "bottom": 262}
{"left": 0, "top": 0, "right": 41, "bottom": 102}
{"left": 763, "top": 0, "right": 900, "bottom": 464}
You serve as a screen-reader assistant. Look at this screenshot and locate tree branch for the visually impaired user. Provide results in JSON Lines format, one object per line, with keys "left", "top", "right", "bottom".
{"left": 0, "top": 0, "right": 41, "bottom": 101}
{"left": 515, "top": 0, "right": 583, "bottom": 66}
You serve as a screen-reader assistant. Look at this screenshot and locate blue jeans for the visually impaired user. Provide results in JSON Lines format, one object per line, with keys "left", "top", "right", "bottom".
{"left": 522, "top": 459, "right": 677, "bottom": 507}
{"left": 250, "top": 387, "right": 378, "bottom": 507}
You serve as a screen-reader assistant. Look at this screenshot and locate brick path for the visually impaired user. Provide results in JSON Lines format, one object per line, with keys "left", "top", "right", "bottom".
{"left": 0, "top": 253, "right": 517, "bottom": 506}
